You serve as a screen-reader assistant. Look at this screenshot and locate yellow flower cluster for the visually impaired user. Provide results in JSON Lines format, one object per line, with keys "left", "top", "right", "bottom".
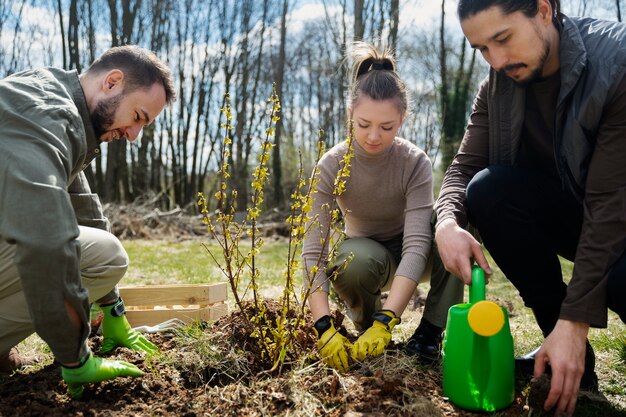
{"left": 333, "top": 121, "right": 355, "bottom": 197}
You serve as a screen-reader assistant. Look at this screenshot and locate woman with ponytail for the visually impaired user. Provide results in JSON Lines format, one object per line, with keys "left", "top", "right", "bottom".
{"left": 303, "top": 42, "right": 461, "bottom": 372}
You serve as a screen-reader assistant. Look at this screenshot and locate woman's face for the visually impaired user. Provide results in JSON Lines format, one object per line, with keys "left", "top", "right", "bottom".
{"left": 350, "top": 96, "right": 404, "bottom": 155}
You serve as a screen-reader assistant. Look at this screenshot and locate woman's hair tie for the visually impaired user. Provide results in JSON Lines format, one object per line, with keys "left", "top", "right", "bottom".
{"left": 371, "top": 61, "right": 393, "bottom": 71}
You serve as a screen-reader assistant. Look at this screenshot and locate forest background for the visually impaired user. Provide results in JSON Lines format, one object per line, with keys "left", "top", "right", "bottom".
{"left": 1, "top": 0, "right": 623, "bottom": 213}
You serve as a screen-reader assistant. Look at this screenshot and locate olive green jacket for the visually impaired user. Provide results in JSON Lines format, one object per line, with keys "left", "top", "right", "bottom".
{"left": 0, "top": 67, "right": 109, "bottom": 363}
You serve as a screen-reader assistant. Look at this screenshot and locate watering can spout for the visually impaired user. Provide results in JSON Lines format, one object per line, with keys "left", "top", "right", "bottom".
{"left": 442, "top": 265, "right": 515, "bottom": 412}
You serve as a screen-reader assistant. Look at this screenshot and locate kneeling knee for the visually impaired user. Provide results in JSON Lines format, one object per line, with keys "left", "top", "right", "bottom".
{"left": 466, "top": 168, "right": 497, "bottom": 216}
{"left": 102, "top": 235, "right": 129, "bottom": 272}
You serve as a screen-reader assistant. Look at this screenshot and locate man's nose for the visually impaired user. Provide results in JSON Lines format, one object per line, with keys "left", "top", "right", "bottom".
{"left": 124, "top": 125, "right": 143, "bottom": 142}
{"left": 489, "top": 49, "right": 508, "bottom": 72}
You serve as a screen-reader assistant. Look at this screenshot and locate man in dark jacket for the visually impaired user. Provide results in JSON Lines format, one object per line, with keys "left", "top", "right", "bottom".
{"left": 435, "top": 0, "right": 626, "bottom": 415}
{"left": 0, "top": 45, "right": 176, "bottom": 398}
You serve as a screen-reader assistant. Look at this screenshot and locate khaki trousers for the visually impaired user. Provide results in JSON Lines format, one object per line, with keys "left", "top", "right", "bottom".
{"left": 327, "top": 237, "right": 464, "bottom": 331}
{"left": 0, "top": 226, "right": 128, "bottom": 353}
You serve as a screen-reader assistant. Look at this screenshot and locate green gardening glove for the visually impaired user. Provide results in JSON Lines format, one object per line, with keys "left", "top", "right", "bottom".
{"left": 61, "top": 352, "right": 143, "bottom": 399}
{"left": 351, "top": 310, "right": 400, "bottom": 361}
{"left": 313, "top": 315, "right": 352, "bottom": 373}
{"left": 99, "top": 298, "right": 159, "bottom": 354}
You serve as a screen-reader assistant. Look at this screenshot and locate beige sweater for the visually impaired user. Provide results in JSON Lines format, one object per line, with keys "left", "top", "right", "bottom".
{"left": 302, "top": 137, "right": 433, "bottom": 292}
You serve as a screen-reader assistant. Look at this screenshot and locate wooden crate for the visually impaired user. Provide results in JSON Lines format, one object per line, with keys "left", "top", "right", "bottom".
{"left": 118, "top": 283, "right": 228, "bottom": 327}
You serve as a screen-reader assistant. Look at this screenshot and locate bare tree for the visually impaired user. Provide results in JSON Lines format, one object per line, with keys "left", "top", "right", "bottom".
{"left": 187, "top": 1, "right": 220, "bottom": 204}
{"left": 103, "top": 0, "right": 143, "bottom": 202}
{"left": 231, "top": 0, "right": 254, "bottom": 211}
{"left": 272, "top": 0, "right": 288, "bottom": 207}
{"left": 389, "top": 0, "right": 399, "bottom": 51}
{"left": 56, "top": 0, "right": 67, "bottom": 69}
{"left": 438, "top": 0, "right": 477, "bottom": 171}
{"left": 67, "top": 0, "right": 81, "bottom": 72}
{"left": 354, "top": 0, "right": 364, "bottom": 40}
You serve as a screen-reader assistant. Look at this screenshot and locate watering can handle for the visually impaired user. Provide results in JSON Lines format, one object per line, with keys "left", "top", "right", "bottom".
{"left": 469, "top": 265, "right": 486, "bottom": 304}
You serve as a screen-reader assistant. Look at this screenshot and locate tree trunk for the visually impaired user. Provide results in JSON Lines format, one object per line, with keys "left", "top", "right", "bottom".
{"left": 438, "top": 0, "right": 476, "bottom": 172}
{"left": 354, "top": 0, "right": 364, "bottom": 41}
{"left": 232, "top": 0, "right": 253, "bottom": 211}
{"left": 389, "top": 0, "right": 399, "bottom": 51}
{"left": 68, "top": 0, "right": 81, "bottom": 72}
{"left": 103, "top": 0, "right": 142, "bottom": 202}
{"left": 57, "top": 0, "right": 67, "bottom": 69}
{"left": 272, "top": 0, "right": 288, "bottom": 208}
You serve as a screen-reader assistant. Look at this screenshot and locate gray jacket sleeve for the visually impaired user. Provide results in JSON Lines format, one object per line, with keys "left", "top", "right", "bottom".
{"left": 0, "top": 75, "right": 90, "bottom": 364}
{"left": 68, "top": 171, "right": 110, "bottom": 232}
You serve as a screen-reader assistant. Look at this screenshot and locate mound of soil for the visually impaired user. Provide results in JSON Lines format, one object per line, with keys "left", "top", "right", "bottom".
{"left": 0, "top": 302, "right": 620, "bottom": 417}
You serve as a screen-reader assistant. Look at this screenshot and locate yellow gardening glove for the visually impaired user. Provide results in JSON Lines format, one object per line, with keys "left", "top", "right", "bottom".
{"left": 351, "top": 310, "right": 400, "bottom": 361}
{"left": 313, "top": 315, "right": 352, "bottom": 373}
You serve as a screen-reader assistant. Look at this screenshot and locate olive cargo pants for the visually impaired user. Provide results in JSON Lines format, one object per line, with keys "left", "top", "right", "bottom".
{"left": 0, "top": 226, "right": 128, "bottom": 354}
{"left": 327, "top": 236, "right": 464, "bottom": 331}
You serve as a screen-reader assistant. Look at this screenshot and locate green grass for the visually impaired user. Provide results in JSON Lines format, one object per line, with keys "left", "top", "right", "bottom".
{"left": 123, "top": 238, "right": 290, "bottom": 288}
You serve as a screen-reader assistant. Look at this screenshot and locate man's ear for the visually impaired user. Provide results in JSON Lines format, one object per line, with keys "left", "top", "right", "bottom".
{"left": 101, "top": 69, "right": 125, "bottom": 93}
{"left": 537, "top": 0, "right": 553, "bottom": 25}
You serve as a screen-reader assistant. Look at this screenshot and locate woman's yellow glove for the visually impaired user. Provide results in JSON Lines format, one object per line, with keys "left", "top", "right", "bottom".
{"left": 313, "top": 315, "right": 352, "bottom": 373}
{"left": 351, "top": 310, "right": 400, "bottom": 361}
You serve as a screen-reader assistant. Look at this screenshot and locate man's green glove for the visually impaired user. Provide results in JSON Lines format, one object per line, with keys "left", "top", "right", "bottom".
{"left": 313, "top": 315, "right": 352, "bottom": 373}
{"left": 99, "top": 298, "right": 159, "bottom": 354}
{"left": 61, "top": 352, "right": 143, "bottom": 399}
{"left": 351, "top": 310, "right": 400, "bottom": 361}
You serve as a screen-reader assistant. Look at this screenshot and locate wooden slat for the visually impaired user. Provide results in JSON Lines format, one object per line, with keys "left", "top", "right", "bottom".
{"left": 125, "top": 303, "right": 228, "bottom": 327}
{"left": 119, "top": 283, "right": 227, "bottom": 307}
{"left": 208, "top": 303, "right": 228, "bottom": 320}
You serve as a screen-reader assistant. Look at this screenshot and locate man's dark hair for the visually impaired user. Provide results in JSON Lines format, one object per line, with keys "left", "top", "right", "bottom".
{"left": 86, "top": 45, "right": 176, "bottom": 103}
{"left": 458, "top": 0, "right": 560, "bottom": 21}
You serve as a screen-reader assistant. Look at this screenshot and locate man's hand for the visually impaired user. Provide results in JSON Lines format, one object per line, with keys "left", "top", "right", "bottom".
{"left": 351, "top": 310, "right": 400, "bottom": 361}
{"left": 534, "top": 319, "right": 590, "bottom": 417}
{"left": 61, "top": 353, "right": 143, "bottom": 399}
{"left": 99, "top": 298, "right": 159, "bottom": 354}
{"left": 314, "top": 317, "right": 352, "bottom": 373}
{"left": 434, "top": 218, "right": 491, "bottom": 284}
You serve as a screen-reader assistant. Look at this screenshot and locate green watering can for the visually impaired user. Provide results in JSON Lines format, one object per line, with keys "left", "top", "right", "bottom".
{"left": 442, "top": 265, "right": 514, "bottom": 412}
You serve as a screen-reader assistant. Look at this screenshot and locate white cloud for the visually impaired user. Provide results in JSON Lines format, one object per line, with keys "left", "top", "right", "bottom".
{"left": 400, "top": 0, "right": 461, "bottom": 32}
{"left": 289, "top": 2, "right": 343, "bottom": 33}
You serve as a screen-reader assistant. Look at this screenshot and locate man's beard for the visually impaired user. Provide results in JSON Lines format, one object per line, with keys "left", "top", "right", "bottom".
{"left": 91, "top": 94, "right": 122, "bottom": 140}
{"left": 500, "top": 37, "right": 551, "bottom": 87}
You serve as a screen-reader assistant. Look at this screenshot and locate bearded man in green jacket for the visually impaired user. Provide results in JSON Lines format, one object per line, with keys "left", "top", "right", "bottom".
{"left": 0, "top": 45, "right": 176, "bottom": 399}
